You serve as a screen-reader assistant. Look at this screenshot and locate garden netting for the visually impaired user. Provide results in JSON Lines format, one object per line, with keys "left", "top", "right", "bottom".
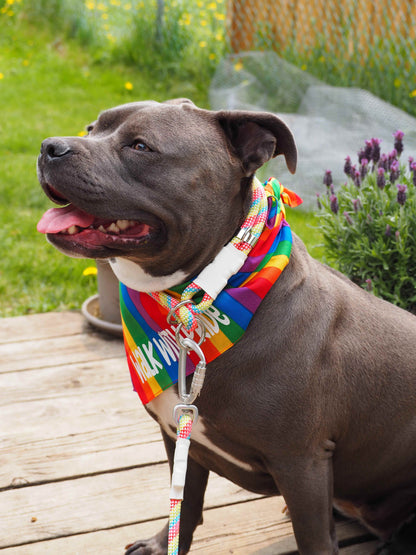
{"left": 210, "top": 51, "right": 416, "bottom": 208}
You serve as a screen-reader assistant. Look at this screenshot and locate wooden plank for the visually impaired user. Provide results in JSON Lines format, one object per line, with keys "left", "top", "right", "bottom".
{"left": 253, "top": 517, "right": 374, "bottom": 554}
{"left": 0, "top": 355, "right": 129, "bottom": 406}
{"left": 0, "top": 362, "right": 166, "bottom": 488}
{"left": 0, "top": 495, "right": 374, "bottom": 554}
{"left": 0, "top": 312, "right": 85, "bottom": 344}
{"left": 341, "top": 541, "right": 379, "bottom": 554}
{"left": 0, "top": 465, "right": 262, "bottom": 548}
{"left": 0, "top": 330, "right": 124, "bottom": 373}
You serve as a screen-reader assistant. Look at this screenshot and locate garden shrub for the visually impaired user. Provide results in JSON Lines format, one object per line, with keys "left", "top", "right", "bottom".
{"left": 317, "top": 132, "right": 416, "bottom": 314}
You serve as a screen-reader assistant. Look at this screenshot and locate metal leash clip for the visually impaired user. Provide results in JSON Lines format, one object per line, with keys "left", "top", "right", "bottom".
{"left": 175, "top": 324, "right": 206, "bottom": 406}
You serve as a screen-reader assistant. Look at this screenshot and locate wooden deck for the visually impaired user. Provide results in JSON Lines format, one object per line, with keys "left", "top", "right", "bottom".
{"left": 0, "top": 311, "right": 379, "bottom": 554}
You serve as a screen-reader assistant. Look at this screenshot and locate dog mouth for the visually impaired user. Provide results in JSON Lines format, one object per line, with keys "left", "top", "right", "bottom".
{"left": 37, "top": 186, "right": 162, "bottom": 258}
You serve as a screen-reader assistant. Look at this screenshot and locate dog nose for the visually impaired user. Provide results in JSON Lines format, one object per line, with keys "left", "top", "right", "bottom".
{"left": 41, "top": 138, "right": 72, "bottom": 159}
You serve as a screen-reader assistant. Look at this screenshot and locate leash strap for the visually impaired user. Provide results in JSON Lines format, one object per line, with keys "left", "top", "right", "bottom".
{"left": 168, "top": 411, "right": 194, "bottom": 555}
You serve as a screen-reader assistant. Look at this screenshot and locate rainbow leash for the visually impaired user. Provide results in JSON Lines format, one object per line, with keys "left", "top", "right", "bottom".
{"left": 168, "top": 412, "right": 194, "bottom": 555}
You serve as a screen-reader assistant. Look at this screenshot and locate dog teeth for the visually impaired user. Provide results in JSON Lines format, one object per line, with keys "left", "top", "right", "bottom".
{"left": 107, "top": 223, "right": 120, "bottom": 234}
{"left": 97, "top": 220, "right": 134, "bottom": 234}
{"left": 116, "top": 219, "right": 130, "bottom": 230}
{"left": 67, "top": 225, "right": 79, "bottom": 235}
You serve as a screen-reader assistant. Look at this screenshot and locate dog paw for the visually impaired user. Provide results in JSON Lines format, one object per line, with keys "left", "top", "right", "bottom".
{"left": 124, "top": 537, "right": 166, "bottom": 555}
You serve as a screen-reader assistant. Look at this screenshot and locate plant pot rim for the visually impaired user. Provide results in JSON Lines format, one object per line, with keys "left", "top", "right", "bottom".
{"left": 81, "top": 294, "right": 123, "bottom": 337}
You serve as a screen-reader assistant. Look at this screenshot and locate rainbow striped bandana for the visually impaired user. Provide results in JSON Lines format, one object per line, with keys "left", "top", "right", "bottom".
{"left": 120, "top": 178, "right": 302, "bottom": 404}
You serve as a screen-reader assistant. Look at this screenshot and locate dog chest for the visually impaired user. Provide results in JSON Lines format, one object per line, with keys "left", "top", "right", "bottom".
{"left": 147, "top": 388, "right": 253, "bottom": 473}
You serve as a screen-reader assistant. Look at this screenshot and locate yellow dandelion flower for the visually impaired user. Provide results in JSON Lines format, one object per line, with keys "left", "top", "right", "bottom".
{"left": 0, "top": 73, "right": 4, "bottom": 79}
{"left": 0, "top": 6, "right": 7, "bottom": 12}
{"left": 215, "top": 13, "right": 225, "bottom": 21}
{"left": 7, "top": 9, "right": 14, "bottom": 15}
{"left": 209, "top": 53, "right": 216, "bottom": 60}
{"left": 215, "top": 32, "right": 223, "bottom": 41}
{"left": 394, "top": 78, "right": 401, "bottom": 88}
{"left": 199, "top": 41, "right": 207, "bottom": 48}
{"left": 124, "top": 3, "right": 132, "bottom": 10}
{"left": 6, "top": 0, "right": 15, "bottom": 4}
{"left": 200, "top": 19, "right": 207, "bottom": 26}
{"left": 107, "top": 33, "right": 115, "bottom": 42}
{"left": 78, "top": 130, "right": 88, "bottom": 137}
{"left": 409, "top": 89, "right": 416, "bottom": 98}
{"left": 207, "top": 2, "right": 217, "bottom": 9}
{"left": 97, "top": 2, "right": 106, "bottom": 10}
{"left": 125, "top": 81, "right": 133, "bottom": 90}
{"left": 102, "top": 12, "right": 108, "bottom": 19}
{"left": 197, "top": 1, "right": 203, "bottom": 6}
{"left": 301, "top": 64, "right": 307, "bottom": 71}
{"left": 234, "top": 61, "right": 243, "bottom": 71}
{"left": 85, "top": 0, "right": 95, "bottom": 9}
{"left": 110, "top": 0, "right": 120, "bottom": 5}
{"left": 83, "top": 266, "right": 98, "bottom": 277}
{"left": 23, "top": 59, "right": 30, "bottom": 66}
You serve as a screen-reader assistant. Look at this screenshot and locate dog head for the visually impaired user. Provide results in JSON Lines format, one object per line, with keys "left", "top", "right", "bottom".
{"left": 37, "top": 98, "right": 296, "bottom": 291}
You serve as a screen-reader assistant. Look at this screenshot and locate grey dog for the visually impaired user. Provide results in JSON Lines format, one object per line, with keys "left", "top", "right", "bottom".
{"left": 37, "top": 99, "right": 416, "bottom": 554}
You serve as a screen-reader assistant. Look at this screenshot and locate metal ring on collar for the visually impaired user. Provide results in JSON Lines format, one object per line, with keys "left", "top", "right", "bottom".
{"left": 175, "top": 317, "right": 206, "bottom": 347}
{"left": 173, "top": 403, "right": 199, "bottom": 425}
{"left": 166, "top": 299, "right": 195, "bottom": 325}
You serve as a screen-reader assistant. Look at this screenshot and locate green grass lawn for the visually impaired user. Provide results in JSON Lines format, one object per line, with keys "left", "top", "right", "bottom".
{"left": 0, "top": 16, "right": 322, "bottom": 317}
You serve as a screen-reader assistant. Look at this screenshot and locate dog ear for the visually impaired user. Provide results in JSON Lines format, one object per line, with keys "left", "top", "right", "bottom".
{"left": 216, "top": 111, "right": 297, "bottom": 175}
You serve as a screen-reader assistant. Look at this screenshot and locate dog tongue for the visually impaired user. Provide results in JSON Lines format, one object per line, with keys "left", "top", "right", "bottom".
{"left": 37, "top": 205, "right": 95, "bottom": 234}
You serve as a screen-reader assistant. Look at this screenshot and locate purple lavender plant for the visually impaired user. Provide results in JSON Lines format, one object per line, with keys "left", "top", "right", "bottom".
{"left": 396, "top": 183, "right": 407, "bottom": 205}
{"left": 353, "top": 169, "right": 361, "bottom": 188}
{"left": 377, "top": 167, "right": 386, "bottom": 189}
{"left": 318, "top": 131, "right": 415, "bottom": 314}
{"left": 411, "top": 162, "right": 416, "bottom": 187}
{"left": 393, "top": 130, "right": 404, "bottom": 156}
{"left": 344, "top": 156, "right": 352, "bottom": 177}
{"left": 352, "top": 198, "right": 361, "bottom": 212}
{"left": 388, "top": 149, "right": 398, "bottom": 170}
{"left": 343, "top": 211, "right": 353, "bottom": 225}
{"left": 323, "top": 170, "right": 333, "bottom": 188}
{"left": 330, "top": 194, "right": 339, "bottom": 214}
{"left": 370, "top": 138, "right": 381, "bottom": 164}
{"left": 360, "top": 159, "right": 369, "bottom": 179}
{"left": 358, "top": 147, "right": 367, "bottom": 164}
{"left": 390, "top": 160, "right": 400, "bottom": 183}
{"left": 378, "top": 153, "right": 389, "bottom": 171}
{"left": 316, "top": 193, "right": 322, "bottom": 210}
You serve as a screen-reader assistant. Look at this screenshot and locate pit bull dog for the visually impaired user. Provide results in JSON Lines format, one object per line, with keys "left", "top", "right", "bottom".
{"left": 37, "top": 99, "right": 416, "bottom": 554}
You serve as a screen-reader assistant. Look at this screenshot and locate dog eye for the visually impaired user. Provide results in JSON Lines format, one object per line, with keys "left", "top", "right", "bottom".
{"left": 132, "top": 141, "right": 151, "bottom": 152}
{"left": 85, "top": 123, "right": 95, "bottom": 135}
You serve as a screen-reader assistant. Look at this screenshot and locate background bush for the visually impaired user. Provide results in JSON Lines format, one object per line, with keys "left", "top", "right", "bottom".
{"left": 317, "top": 133, "right": 416, "bottom": 313}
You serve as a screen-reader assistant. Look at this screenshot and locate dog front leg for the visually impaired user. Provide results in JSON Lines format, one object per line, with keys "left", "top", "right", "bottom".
{"left": 125, "top": 429, "right": 209, "bottom": 555}
{"left": 273, "top": 456, "right": 338, "bottom": 555}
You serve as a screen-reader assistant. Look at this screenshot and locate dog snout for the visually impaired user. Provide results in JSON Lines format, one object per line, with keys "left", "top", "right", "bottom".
{"left": 41, "top": 137, "right": 72, "bottom": 159}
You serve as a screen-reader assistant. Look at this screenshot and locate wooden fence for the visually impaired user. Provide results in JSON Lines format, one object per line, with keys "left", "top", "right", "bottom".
{"left": 228, "top": 0, "right": 416, "bottom": 55}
